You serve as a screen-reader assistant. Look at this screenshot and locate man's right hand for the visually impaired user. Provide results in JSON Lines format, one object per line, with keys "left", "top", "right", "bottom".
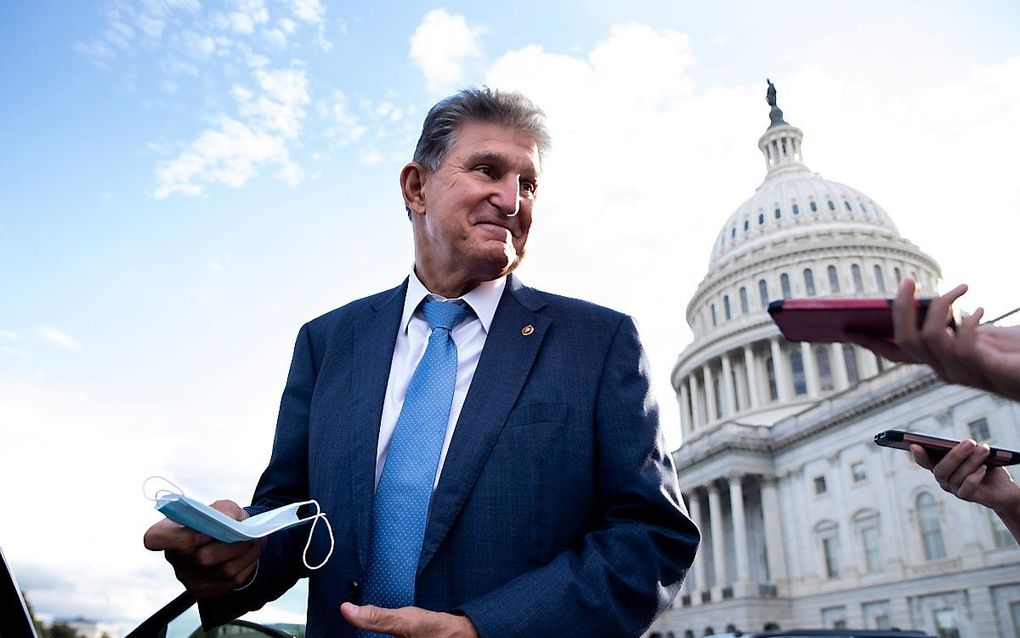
{"left": 143, "top": 499, "right": 264, "bottom": 599}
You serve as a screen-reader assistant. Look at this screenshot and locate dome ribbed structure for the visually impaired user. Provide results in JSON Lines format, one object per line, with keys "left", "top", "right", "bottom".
{"left": 672, "top": 82, "right": 941, "bottom": 436}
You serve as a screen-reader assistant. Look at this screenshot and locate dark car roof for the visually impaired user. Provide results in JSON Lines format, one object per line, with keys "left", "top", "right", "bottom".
{"left": 753, "top": 631, "right": 934, "bottom": 638}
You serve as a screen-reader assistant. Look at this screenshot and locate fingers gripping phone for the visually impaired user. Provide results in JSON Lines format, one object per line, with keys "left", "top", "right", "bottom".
{"left": 767, "top": 298, "right": 954, "bottom": 344}
{"left": 874, "top": 429, "right": 1020, "bottom": 466}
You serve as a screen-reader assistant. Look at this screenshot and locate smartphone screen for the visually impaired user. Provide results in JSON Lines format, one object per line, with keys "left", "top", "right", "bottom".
{"left": 874, "top": 429, "right": 1020, "bottom": 466}
{"left": 768, "top": 298, "right": 940, "bottom": 344}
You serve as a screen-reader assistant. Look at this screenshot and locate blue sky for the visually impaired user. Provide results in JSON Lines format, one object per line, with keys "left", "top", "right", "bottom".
{"left": 2, "top": 0, "right": 1019, "bottom": 628}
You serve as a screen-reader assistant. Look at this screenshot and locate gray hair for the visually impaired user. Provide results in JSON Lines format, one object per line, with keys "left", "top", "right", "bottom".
{"left": 413, "top": 86, "right": 551, "bottom": 171}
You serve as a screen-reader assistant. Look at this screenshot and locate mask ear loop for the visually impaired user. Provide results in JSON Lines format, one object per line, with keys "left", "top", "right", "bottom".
{"left": 143, "top": 476, "right": 186, "bottom": 502}
{"left": 302, "top": 500, "right": 334, "bottom": 571}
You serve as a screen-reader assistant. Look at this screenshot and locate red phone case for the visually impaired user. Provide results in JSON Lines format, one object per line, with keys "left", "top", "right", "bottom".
{"left": 768, "top": 298, "right": 932, "bottom": 343}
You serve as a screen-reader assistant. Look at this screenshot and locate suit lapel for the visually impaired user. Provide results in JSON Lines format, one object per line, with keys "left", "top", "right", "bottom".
{"left": 417, "top": 276, "right": 549, "bottom": 574}
{"left": 349, "top": 281, "right": 406, "bottom": 571}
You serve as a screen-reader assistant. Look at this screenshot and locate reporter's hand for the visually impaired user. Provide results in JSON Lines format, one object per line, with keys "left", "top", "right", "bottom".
{"left": 143, "top": 499, "right": 264, "bottom": 599}
{"left": 910, "top": 441, "right": 1020, "bottom": 514}
{"left": 340, "top": 602, "right": 478, "bottom": 638}
{"left": 851, "top": 279, "right": 1020, "bottom": 402}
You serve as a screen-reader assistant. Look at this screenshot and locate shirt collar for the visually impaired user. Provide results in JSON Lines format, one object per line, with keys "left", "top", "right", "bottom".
{"left": 400, "top": 270, "right": 507, "bottom": 335}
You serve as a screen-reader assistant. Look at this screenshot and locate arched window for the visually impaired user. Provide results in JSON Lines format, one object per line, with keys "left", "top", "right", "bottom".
{"left": 827, "top": 265, "right": 840, "bottom": 293}
{"left": 775, "top": 207, "right": 781, "bottom": 219}
{"left": 723, "top": 295, "right": 732, "bottom": 320}
{"left": 816, "top": 346, "right": 833, "bottom": 391}
{"left": 861, "top": 202, "right": 869, "bottom": 213}
{"left": 844, "top": 200, "right": 852, "bottom": 211}
{"left": 851, "top": 264, "right": 864, "bottom": 292}
{"left": 827, "top": 199, "right": 836, "bottom": 211}
{"left": 793, "top": 203, "right": 800, "bottom": 215}
{"left": 758, "top": 212, "right": 765, "bottom": 225}
{"left": 744, "top": 219, "right": 749, "bottom": 231}
{"left": 810, "top": 200, "right": 818, "bottom": 212}
{"left": 917, "top": 492, "right": 946, "bottom": 560}
{"left": 731, "top": 226, "right": 736, "bottom": 239}
{"left": 843, "top": 345, "right": 859, "bottom": 384}
{"left": 894, "top": 267, "right": 902, "bottom": 285}
{"left": 759, "top": 279, "right": 769, "bottom": 308}
{"left": 790, "top": 351, "right": 807, "bottom": 395}
{"left": 780, "top": 273, "right": 792, "bottom": 299}
{"left": 874, "top": 265, "right": 886, "bottom": 292}
{"left": 766, "top": 357, "right": 778, "bottom": 401}
{"left": 711, "top": 304, "right": 717, "bottom": 326}
{"left": 684, "top": 631, "right": 695, "bottom": 638}
{"left": 704, "top": 628, "right": 715, "bottom": 638}
{"left": 804, "top": 268, "right": 816, "bottom": 296}
{"left": 739, "top": 286, "right": 749, "bottom": 314}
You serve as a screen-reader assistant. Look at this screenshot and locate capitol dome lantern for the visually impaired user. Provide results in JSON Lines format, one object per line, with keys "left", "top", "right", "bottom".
{"left": 671, "top": 80, "right": 942, "bottom": 439}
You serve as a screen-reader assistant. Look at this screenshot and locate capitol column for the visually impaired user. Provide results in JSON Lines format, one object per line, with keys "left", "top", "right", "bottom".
{"left": 679, "top": 382, "right": 692, "bottom": 436}
{"left": 728, "top": 474, "right": 752, "bottom": 595}
{"left": 743, "top": 344, "right": 761, "bottom": 408}
{"left": 689, "top": 375, "right": 702, "bottom": 430}
{"left": 721, "top": 352, "right": 737, "bottom": 415}
{"left": 760, "top": 475, "right": 789, "bottom": 592}
{"left": 860, "top": 348, "right": 880, "bottom": 378}
{"left": 801, "top": 342, "right": 820, "bottom": 395}
{"left": 769, "top": 337, "right": 792, "bottom": 401}
{"left": 687, "top": 490, "right": 705, "bottom": 603}
{"left": 830, "top": 343, "right": 850, "bottom": 390}
{"left": 703, "top": 363, "right": 717, "bottom": 423}
{"left": 708, "top": 481, "right": 728, "bottom": 599}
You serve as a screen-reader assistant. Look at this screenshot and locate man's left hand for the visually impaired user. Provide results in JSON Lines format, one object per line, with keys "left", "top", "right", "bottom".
{"left": 340, "top": 602, "right": 479, "bottom": 638}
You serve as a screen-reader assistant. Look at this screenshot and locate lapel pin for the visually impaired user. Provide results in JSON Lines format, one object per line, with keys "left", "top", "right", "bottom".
{"left": 521, "top": 324, "right": 534, "bottom": 336}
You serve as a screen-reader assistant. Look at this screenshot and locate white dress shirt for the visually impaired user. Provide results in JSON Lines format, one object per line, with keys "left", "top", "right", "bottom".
{"left": 374, "top": 270, "right": 507, "bottom": 489}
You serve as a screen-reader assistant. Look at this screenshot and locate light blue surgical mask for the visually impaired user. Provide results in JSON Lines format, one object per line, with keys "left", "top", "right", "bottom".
{"left": 145, "top": 477, "right": 334, "bottom": 570}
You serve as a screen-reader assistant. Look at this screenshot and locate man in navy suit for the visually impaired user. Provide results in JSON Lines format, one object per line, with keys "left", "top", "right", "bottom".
{"left": 144, "top": 87, "right": 699, "bottom": 637}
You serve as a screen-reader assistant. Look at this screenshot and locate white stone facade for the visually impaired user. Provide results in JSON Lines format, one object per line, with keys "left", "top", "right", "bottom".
{"left": 651, "top": 91, "right": 1020, "bottom": 638}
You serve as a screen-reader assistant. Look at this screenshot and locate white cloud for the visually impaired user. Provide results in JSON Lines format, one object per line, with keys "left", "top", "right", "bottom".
{"left": 359, "top": 149, "right": 383, "bottom": 166}
{"left": 318, "top": 90, "right": 367, "bottom": 146}
{"left": 0, "top": 330, "right": 23, "bottom": 341}
{"left": 36, "top": 327, "right": 83, "bottom": 351}
{"left": 289, "top": 0, "right": 325, "bottom": 25}
{"left": 410, "top": 9, "right": 487, "bottom": 92}
{"left": 0, "top": 378, "right": 272, "bottom": 625}
{"left": 154, "top": 116, "right": 295, "bottom": 197}
{"left": 214, "top": 0, "right": 269, "bottom": 35}
{"left": 155, "top": 65, "right": 309, "bottom": 197}
{"left": 0, "top": 345, "right": 27, "bottom": 358}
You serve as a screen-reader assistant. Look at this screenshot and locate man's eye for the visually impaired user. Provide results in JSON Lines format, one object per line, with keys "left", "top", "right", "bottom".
{"left": 521, "top": 181, "right": 536, "bottom": 195}
{"left": 475, "top": 165, "right": 494, "bottom": 177}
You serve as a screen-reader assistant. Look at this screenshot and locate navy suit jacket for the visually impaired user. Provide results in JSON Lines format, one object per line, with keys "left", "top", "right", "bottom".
{"left": 200, "top": 275, "right": 699, "bottom": 637}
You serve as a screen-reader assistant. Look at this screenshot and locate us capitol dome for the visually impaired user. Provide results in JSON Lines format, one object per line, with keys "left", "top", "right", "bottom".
{"left": 649, "top": 82, "right": 1020, "bottom": 638}
{"left": 672, "top": 80, "right": 941, "bottom": 434}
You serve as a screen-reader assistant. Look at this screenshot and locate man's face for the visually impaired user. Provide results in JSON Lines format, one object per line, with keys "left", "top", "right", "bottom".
{"left": 415, "top": 120, "right": 541, "bottom": 287}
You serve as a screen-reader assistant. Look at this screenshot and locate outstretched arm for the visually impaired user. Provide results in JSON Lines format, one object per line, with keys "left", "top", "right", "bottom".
{"left": 911, "top": 441, "right": 1020, "bottom": 543}
{"left": 851, "top": 279, "right": 1020, "bottom": 401}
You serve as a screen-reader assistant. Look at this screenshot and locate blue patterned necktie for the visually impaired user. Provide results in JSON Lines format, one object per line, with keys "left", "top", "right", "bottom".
{"left": 363, "top": 299, "right": 472, "bottom": 616}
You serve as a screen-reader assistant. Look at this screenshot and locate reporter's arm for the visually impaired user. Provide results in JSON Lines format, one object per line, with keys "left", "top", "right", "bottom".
{"left": 851, "top": 279, "right": 1020, "bottom": 402}
{"left": 911, "top": 441, "right": 1020, "bottom": 543}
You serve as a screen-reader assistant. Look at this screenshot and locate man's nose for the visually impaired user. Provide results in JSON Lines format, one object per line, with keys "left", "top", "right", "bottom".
{"left": 489, "top": 176, "right": 521, "bottom": 217}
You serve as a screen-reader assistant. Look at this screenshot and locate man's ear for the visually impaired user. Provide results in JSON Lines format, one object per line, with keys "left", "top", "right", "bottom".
{"left": 400, "top": 162, "right": 427, "bottom": 216}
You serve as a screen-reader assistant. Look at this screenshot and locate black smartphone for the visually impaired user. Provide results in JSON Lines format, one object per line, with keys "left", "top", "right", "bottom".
{"left": 768, "top": 298, "right": 946, "bottom": 344}
{"left": 874, "top": 429, "right": 1020, "bottom": 466}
